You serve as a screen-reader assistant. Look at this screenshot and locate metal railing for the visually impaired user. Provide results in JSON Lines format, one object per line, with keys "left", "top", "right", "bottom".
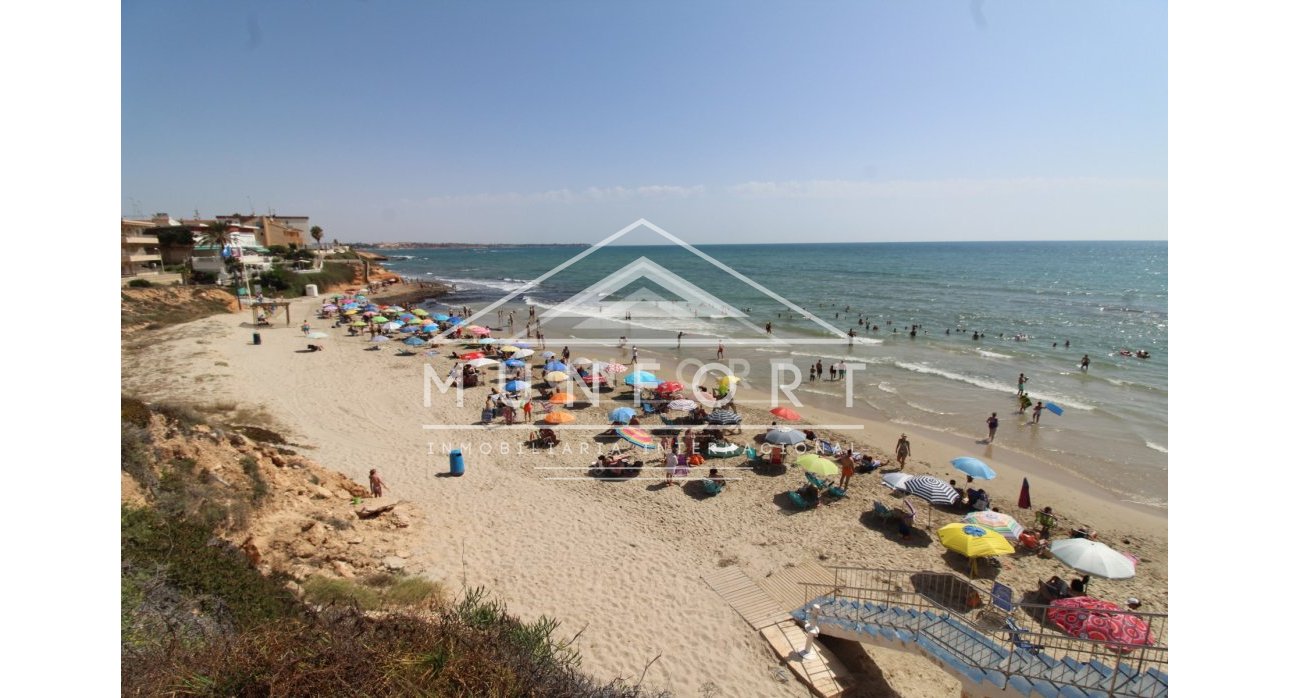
{"left": 800, "top": 566, "right": 1168, "bottom": 697}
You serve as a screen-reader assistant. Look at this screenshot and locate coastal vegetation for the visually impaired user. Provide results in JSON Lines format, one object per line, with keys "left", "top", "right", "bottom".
{"left": 121, "top": 397, "right": 664, "bottom": 697}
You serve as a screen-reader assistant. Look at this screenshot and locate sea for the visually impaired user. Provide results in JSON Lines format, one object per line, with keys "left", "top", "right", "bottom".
{"left": 377, "top": 240, "right": 1167, "bottom": 508}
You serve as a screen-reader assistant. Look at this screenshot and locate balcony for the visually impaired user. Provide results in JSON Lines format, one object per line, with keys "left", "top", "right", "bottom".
{"left": 122, "top": 253, "right": 162, "bottom": 263}
{"left": 122, "top": 235, "right": 160, "bottom": 245}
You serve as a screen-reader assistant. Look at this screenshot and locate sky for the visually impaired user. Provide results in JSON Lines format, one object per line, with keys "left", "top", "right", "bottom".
{"left": 122, "top": 0, "right": 1167, "bottom": 244}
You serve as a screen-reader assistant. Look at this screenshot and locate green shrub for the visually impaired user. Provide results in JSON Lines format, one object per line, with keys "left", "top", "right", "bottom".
{"left": 122, "top": 396, "right": 152, "bottom": 428}
{"left": 385, "top": 577, "right": 446, "bottom": 608}
{"left": 240, "top": 456, "right": 269, "bottom": 504}
{"left": 301, "top": 577, "right": 382, "bottom": 611}
{"left": 128, "top": 278, "right": 153, "bottom": 288}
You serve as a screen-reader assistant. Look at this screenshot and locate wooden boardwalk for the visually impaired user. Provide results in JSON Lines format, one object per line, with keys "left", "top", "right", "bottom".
{"left": 704, "top": 563, "right": 855, "bottom": 697}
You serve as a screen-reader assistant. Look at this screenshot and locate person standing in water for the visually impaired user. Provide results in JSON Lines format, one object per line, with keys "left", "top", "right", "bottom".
{"left": 1080, "top": 355, "right": 1091, "bottom": 372}
{"left": 1032, "top": 401, "right": 1044, "bottom": 424}
{"left": 895, "top": 434, "right": 911, "bottom": 470}
{"left": 1017, "top": 373, "right": 1029, "bottom": 396}
{"left": 987, "top": 413, "right": 999, "bottom": 443}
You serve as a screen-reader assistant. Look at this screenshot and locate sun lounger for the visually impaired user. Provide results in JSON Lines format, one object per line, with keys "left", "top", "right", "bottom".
{"left": 787, "top": 490, "right": 818, "bottom": 509}
{"left": 702, "top": 479, "right": 724, "bottom": 496}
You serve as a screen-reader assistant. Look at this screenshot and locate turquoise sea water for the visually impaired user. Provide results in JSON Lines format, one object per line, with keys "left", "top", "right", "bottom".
{"left": 378, "top": 240, "right": 1167, "bottom": 506}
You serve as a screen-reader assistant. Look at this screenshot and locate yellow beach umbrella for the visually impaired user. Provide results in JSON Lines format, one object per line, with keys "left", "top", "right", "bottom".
{"left": 501, "top": 345, "right": 520, "bottom": 353}
{"left": 411, "top": 308, "right": 429, "bottom": 316}
{"left": 796, "top": 454, "right": 840, "bottom": 477}
{"left": 717, "top": 375, "right": 741, "bottom": 389}
{"left": 546, "top": 370, "right": 570, "bottom": 383}
{"left": 937, "top": 523, "right": 1015, "bottom": 577}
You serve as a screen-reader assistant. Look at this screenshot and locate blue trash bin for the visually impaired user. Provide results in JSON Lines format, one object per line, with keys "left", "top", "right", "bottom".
{"left": 449, "top": 449, "right": 465, "bottom": 476}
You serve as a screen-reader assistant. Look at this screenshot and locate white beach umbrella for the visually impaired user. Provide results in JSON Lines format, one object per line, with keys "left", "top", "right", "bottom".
{"left": 466, "top": 357, "right": 498, "bottom": 368}
{"left": 1049, "top": 539, "right": 1136, "bottom": 579}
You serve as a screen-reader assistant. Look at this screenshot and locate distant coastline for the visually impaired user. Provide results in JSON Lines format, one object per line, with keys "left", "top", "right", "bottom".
{"left": 352, "top": 242, "right": 592, "bottom": 250}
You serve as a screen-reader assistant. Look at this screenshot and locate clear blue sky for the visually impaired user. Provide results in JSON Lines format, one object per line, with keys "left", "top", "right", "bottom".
{"left": 122, "top": 0, "right": 1166, "bottom": 243}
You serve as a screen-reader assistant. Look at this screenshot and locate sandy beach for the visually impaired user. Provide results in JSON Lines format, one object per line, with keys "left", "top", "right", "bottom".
{"left": 122, "top": 297, "right": 1167, "bottom": 698}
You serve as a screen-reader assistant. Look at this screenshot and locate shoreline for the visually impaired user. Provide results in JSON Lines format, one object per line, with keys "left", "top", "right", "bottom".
{"left": 122, "top": 295, "right": 1168, "bottom": 697}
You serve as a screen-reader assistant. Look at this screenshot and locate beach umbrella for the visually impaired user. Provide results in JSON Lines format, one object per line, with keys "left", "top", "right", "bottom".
{"left": 467, "top": 325, "right": 490, "bottom": 336}
{"left": 504, "top": 380, "right": 531, "bottom": 392}
{"left": 305, "top": 332, "right": 329, "bottom": 339}
{"left": 938, "top": 523, "right": 1015, "bottom": 576}
{"left": 371, "top": 315, "right": 390, "bottom": 324}
{"left": 466, "top": 357, "right": 498, "bottom": 368}
{"left": 581, "top": 373, "right": 607, "bottom": 385}
{"left": 369, "top": 335, "right": 389, "bottom": 343}
{"left": 616, "top": 426, "right": 655, "bottom": 449}
{"left": 770, "top": 406, "right": 802, "bottom": 421}
{"left": 1049, "top": 539, "right": 1137, "bottom": 579}
{"left": 350, "top": 321, "right": 368, "bottom": 327}
{"left": 1018, "top": 477, "right": 1032, "bottom": 509}
{"left": 544, "top": 361, "right": 569, "bottom": 372}
{"left": 1046, "top": 597, "right": 1155, "bottom": 653}
{"left": 541, "top": 351, "right": 557, "bottom": 359}
{"left": 432, "top": 313, "right": 450, "bottom": 322}
{"left": 717, "top": 375, "right": 741, "bottom": 390}
{"left": 667, "top": 399, "right": 698, "bottom": 412}
{"left": 572, "top": 357, "right": 595, "bottom": 365}
{"left": 322, "top": 304, "right": 338, "bottom": 311}
{"left": 403, "top": 337, "right": 426, "bottom": 347}
{"left": 546, "top": 371, "right": 570, "bottom": 383}
{"left": 609, "top": 407, "right": 637, "bottom": 423}
{"left": 623, "top": 370, "right": 658, "bottom": 386}
{"left": 504, "top": 358, "right": 527, "bottom": 368}
{"left": 962, "top": 511, "right": 1025, "bottom": 540}
{"left": 548, "top": 392, "right": 575, "bottom": 405}
{"left": 344, "top": 309, "right": 359, "bottom": 315}
{"left": 386, "top": 306, "right": 405, "bottom": 313}
{"left": 479, "top": 338, "right": 497, "bottom": 344}
{"left": 398, "top": 313, "right": 417, "bottom": 322}
{"left": 399, "top": 325, "right": 419, "bottom": 333}
{"left": 500, "top": 345, "right": 520, "bottom": 353}
{"left": 656, "top": 381, "right": 683, "bottom": 394}
{"left": 513, "top": 349, "right": 535, "bottom": 359}
{"left": 951, "top": 457, "right": 997, "bottom": 480}
{"left": 544, "top": 411, "right": 576, "bottom": 424}
{"left": 363, "top": 304, "right": 380, "bottom": 312}
{"left": 903, "top": 475, "right": 961, "bottom": 506}
{"left": 512, "top": 341, "right": 532, "bottom": 348}
{"left": 419, "top": 323, "right": 439, "bottom": 332}
{"left": 797, "top": 454, "right": 840, "bottom": 477}
{"left": 459, "top": 351, "right": 484, "bottom": 361}
{"left": 707, "top": 409, "right": 743, "bottom": 426}
{"left": 411, "top": 308, "right": 429, "bottom": 317}
{"left": 882, "top": 472, "right": 913, "bottom": 491}
{"left": 763, "top": 427, "right": 806, "bottom": 445}
{"left": 601, "top": 362, "right": 628, "bottom": 375}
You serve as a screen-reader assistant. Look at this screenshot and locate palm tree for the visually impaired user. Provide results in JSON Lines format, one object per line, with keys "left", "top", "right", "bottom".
{"left": 197, "top": 220, "right": 234, "bottom": 249}
{"left": 310, "top": 225, "right": 324, "bottom": 249}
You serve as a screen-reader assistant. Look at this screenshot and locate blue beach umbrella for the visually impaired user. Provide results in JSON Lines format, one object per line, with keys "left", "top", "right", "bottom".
{"left": 403, "top": 337, "right": 426, "bottom": 346}
{"left": 609, "top": 407, "right": 637, "bottom": 423}
{"left": 399, "top": 325, "right": 419, "bottom": 333}
{"left": 504, "top": 380, "right": 531, "bottom": 392}
{"left": 951, "top": 457, "right": 997, "bottom": 480}
{"left": 541, "top": 351, "right": 557, "bottom": 359}
{"left": 544, "top": 361, "right": 569, "bottom": 372}
{"left": 431, "top": 313, "right": 450, "bottom": 322}
{"left": 370, "top": 335, "right": 390, "bottom": 343}
{"left": 504, "top": 358, "right": 527, "bottom": 368}
{"left": 513, "top": 341, "right": 532, "bottom": 348}
{"left": 623, "top": 370, "right": 658, "bottom": 386}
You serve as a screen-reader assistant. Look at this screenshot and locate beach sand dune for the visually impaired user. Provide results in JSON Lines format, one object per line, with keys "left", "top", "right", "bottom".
{"left": 122, "top": 303, "right": 1166, "bottom": 697}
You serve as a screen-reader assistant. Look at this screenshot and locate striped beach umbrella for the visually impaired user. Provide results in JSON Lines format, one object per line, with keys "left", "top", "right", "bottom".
{"left": 616, "top": 426, "right": 655, "bottom": 449}
{"left": 600, "top": 362, "right": 628, "bottom": 375}
{"left": 903, "top": 475, "right": 961, "bottom": 505}
{"left": 707, "top": 409, "right": 743, "bottom": 426}
{"left": 963, "top": 510, "right": 1025, "bottom": 540}
{"left": 667, "top": 399, "right": 697, "bottom": 412}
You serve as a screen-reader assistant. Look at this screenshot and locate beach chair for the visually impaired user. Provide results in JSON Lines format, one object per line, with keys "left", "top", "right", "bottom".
{"left": 1004, "top": 617, "right": 1044, "bottom": 655}
{"left": 978, "top": 582, "right": 1016, "bottom": 624}
{"left": 642, "top": 401, "right": 657, "bottom": 415}
{"left": 787, "top": 490, "right": 817, "bottom": 510}
{"left": 818, "top": 440, "right": 841, "bottom": 456}
{"left": 871, "top": 501, "right": 902, "bottom": 525}
{"left": 702, "top": 479, "right": 724, "bottom": 496}
{"left": 744, "top": 445, "right": 759, "bottom": 462}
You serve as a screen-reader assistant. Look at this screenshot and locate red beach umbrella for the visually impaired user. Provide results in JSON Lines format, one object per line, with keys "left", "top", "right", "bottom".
{"left": 656, "top": 381, "right": 683, "bottom": 394}
{"left": 1018, "top": 477, "right": 1032, "bottom": 509}
{"left": 459, "top": 351, "right": 484, "bottom": 361}
{"left": 1045, "top": 597, "right": 1155, "bottom": 653}
{"left": 770, "top": 406, "right": 802, "bottom": 421}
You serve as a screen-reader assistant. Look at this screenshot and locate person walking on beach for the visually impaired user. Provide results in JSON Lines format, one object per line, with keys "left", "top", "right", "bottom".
{"left": 765, "top": 321, "right": 772, "bottom": 334}
{"left": 631, "top": 345, "right": 639, "bottom": 365}
{"left": 716, "top": 341, "right": 725, "bottom": 360}
{"left": 301, "top": 321, "right": 310, "bottom": 336}
{"left": 1032, "top": 401, "right": 1044, "bottom": 424}
{"left": 369, "top": 469, "right": 386, "bottom": 498}
{"left": 1017, "top": 373, "right": 1028, "bottom": 396}
{"left": 808, "top": 364, "right": 816, "bottom": 382}
{"left": 839, "top": 451, "right": 856, "bottom": 489}
{"left": 664, "top": 450, "right": 679, "bottom": 486}
{"left": 895, "top": 434, "right": 911, "bottom": 470}
{"left": 987, "top": 413, "right": 999, "bottom": 442}
{"left": 1080, "top": 354, "right": 1091, "bottom": 372}
{"left": 522, "top": 398, "right": 533, "bottom": 422}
